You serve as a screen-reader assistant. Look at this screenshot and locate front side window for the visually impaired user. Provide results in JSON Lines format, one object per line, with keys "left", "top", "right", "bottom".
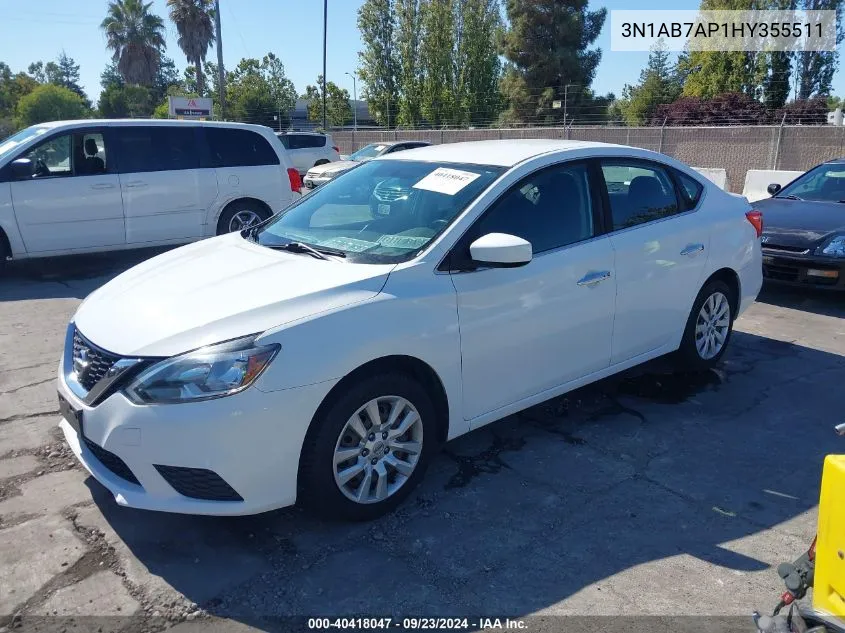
{"left": 778, "top": 164, "right": 845, "bottom": 202}
{"left": 600, "top": 161, "right": 680, "bottom": 230}
{"left": 467, "top": 162, "right": 595, "bottom": 255}
{"left": 205, "top": 128, "right": 279, "bottom": 167}
{"left": 253, "top": 159, "right": 504, "bottom": 263}
{"left": 18, "top": 131, "right": 109, "bottom": 179}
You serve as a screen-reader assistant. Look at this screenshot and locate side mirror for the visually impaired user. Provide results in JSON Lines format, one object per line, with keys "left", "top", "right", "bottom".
{"left": 10, "top": 158, "right": 34, "bottom": 180}
{"left": 469, "top": 233, "right": 532, "bottom": 267}
{"left": 767, "top": 183, "right": 782, "bottom": 196}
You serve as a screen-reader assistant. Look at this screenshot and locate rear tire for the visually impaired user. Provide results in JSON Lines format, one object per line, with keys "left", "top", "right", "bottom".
{"left": 299, "top": 373, "right": 437, "bottom": 521}
{"left": 216, "top": 200, "right": 271, "bottom": 235}
{"left": 675, "top": 279, "right": 735, "bottom": 371}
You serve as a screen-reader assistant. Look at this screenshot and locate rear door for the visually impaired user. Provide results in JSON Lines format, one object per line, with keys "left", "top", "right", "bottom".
{"left": 9, "top": 128, "right": 124, "bottom": 253}
{"left": 114, "top": 125, "right": 217, "bottom": 244}
{"left": 598, "top": 159, "right": 711, "bottom": 364}
{"left": 204, "top": 127, "right": 286, "bottom": 213}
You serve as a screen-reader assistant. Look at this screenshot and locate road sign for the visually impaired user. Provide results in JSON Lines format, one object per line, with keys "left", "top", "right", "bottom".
{"left": 168, "top": 96, "right": 213, "bottom": 119}
{"left": 552, "top": 100, "right": 562, "bottom": 109}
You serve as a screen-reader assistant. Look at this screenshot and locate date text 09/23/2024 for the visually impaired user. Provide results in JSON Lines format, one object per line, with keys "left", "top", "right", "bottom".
{"left": 307, "top": 618, "right": 527, "bottom": 630}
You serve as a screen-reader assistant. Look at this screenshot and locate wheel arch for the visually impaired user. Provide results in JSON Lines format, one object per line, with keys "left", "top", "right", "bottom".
{"left": 0, "top": 226, "right": 11, "bottom": 260}
{"left": 702, "top": 267, "right": 741, "bottom": 317}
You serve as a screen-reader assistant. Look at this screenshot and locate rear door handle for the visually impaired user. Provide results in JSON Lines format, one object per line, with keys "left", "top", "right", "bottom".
{"left": 90, "top": 183, "right": 115, "bottom": 190}
{"left": 681, "top": 243, "right": 705, "bottom": 256}
{"left": 123, "top": 181, "right": 147, "bottom": 189}
{"left": 577, "top": 271, "right": 612, "bottom": 287}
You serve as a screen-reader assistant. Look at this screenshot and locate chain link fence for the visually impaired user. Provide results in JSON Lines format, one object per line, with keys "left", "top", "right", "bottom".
{"left": 329, "top": 125, "right": 845, "bottom": 193}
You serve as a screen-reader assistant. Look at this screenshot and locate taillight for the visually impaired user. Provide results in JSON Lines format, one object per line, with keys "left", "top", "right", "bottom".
{"left": 746, "top": 210, "right": 763, "bottom": 238}
{"left": 287, "top": 167, "right": 302, "bottom": 192}
{"left": 332, "top": 146, "right": 340, "bottom": 154}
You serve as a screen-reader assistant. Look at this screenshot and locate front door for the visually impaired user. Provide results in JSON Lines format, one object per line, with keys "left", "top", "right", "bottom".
{"left": 10, "top": 129, "right": 124, "bottom": 253}
{"left": 114, "top": 125, "right": 216, "bottom": 244}
{"left": 450, "top": 161, "right": 617, "bottom": 422}
{"left": 597, "top": 159, "right": 711, "bottom": 364}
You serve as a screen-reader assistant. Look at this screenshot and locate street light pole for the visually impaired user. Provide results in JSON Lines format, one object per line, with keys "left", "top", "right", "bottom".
{"left": 345, "top": 71, "right": 357, "bottom": 131}
{"left": 322, "top": 0, "right": 327, "bottom": 131}
{"left": 214, "top": 0, "right": 225, "bottom": 120}
{"left": 563, "top": 83, "right": 579, "bottom": 127}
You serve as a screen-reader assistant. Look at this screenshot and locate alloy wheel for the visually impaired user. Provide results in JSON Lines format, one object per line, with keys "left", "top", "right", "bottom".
{"left": 695, "top": 291, "right": 730, "bottom": 360}
{"left": 332, "top": 396, "right": 423, "bottom": 504}
{"left": 228, "top": 210, "right": 263, "bottom": 232}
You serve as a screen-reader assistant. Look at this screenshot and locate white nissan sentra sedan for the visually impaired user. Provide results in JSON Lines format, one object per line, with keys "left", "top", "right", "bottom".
{"left": 57, "top": 140, "right": 763, "bottom": 520}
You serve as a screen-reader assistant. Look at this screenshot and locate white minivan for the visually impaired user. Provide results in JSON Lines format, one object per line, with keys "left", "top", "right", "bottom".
{"left": 0, "top": 120, "right": 301, "bottom": 264}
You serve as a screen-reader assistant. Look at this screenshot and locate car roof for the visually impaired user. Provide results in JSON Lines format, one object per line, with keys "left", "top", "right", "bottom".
{"left": 279, "top": 131, "right": 328, "bottom": 136}
{"left": 377, "top": 139, "right": 626, "bottom": 167}
{"left": 31, "top": 119, "right": 274, "bottom": 132}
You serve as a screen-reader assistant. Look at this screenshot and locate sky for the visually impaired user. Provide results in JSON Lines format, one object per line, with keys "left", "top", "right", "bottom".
{"left": 0, "top": 0, "right": 842, "bottom": 106}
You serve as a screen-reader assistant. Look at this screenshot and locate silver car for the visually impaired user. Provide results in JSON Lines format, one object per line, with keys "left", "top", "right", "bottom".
{"left": 303, "top": 141, "right": 432, "bottom": 189}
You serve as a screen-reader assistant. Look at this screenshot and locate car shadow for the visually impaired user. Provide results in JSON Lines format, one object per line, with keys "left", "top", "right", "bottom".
{"left": 757, "top": 284, "right": 845, "bottom": 319}
{"left": 85, "top": 330, "right": 843, "bottom": 625}
{"left": 0, "top": 247, "right": 174, "bottom": 302}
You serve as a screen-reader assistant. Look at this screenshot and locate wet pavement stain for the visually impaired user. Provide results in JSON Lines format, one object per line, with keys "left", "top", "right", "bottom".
{"left": 615, "top": 369, "right": 724, "bottom": 405}
{"left": 443, "top": 434, "right": 527, "bottom": 490}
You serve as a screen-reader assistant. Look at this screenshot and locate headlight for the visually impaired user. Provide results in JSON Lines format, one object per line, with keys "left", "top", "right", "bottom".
{"left": 818, "top": 235, "right": 845, "bottom": 257}
{"left": 125, "top": 336, "right": 279, "bottom": 404}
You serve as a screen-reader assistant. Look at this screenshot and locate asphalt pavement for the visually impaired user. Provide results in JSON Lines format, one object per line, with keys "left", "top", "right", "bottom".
{"left": 1, "top": 249, "right": 843, "bottom": 633}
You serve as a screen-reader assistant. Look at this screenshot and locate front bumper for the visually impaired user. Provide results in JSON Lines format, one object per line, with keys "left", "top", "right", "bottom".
{"left": 762, "top": 250, "right": 845, "bottom": 290}
{"left": 58, "top": 362, "right": 337, "bottom": 516}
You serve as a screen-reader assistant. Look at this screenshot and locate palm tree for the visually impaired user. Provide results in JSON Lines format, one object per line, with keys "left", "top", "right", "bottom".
{"left": 101, "top": 0, "right": 166, "bottom": 86}
{"left": 167, "top": 0, "right": 215, "bottom": 96}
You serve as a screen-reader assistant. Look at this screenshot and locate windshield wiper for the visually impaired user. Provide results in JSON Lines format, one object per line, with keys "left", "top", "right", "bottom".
{"left": 265, "top": 241, "right": 346, "bottom": 260}
{"left": 779, "top": 194, "right": 803, "bottom": 200}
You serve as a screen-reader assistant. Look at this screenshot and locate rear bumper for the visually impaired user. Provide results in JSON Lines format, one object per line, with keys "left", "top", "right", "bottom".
{"left": 762, "top": 250, "right": 845, "bottom": 291}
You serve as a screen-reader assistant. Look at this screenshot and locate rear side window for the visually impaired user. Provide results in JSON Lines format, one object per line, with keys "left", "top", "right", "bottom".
{"left": 114, "top": 126, "right": 198, "bottom": 173}
{"left": 205, "top": 128, "right": 279, "bottom": 167}
{"left": 276, "top": 134, "right": 291, "bottom": 149}
{"left": 600, "top": 160, "right": 680, "bottom": 230}
{"left": 307, "top": 135, "right": 326, "bottom": 148}
{"left": 675, "top": 170, "right": 704, "bottom": 209}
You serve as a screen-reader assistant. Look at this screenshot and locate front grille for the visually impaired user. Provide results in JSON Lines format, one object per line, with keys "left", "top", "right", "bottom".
{"left": 763, "top": 262, "right": 800, "bottom": 282}
{"left": 83, "top": 437, "right": 140, "bottom": 485}
{"left": 154, "top": 465, "right": 243, "bottom": 501}
{"left": 373, "top": 181, "right": 410, "bottom": 202}
{"left": 73, "top": 329, "right": 122, "bottom": 391}
{"left": 762, "top": 244, "right": 810, "bottom": 254}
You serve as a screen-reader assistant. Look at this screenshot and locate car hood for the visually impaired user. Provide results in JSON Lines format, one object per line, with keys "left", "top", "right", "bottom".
{"left": 73, "top": 233, "right": 394, "bottom": 357}
{"left": 308, "top": 160, "right": 359, "bottom": 176}
{"left": 755, "top": 197, "right": 845, "bottom": 248}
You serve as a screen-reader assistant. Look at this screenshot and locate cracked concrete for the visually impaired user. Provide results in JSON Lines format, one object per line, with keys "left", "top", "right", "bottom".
{"left": 0, "top": 252, "right": 843, "bottom": 632}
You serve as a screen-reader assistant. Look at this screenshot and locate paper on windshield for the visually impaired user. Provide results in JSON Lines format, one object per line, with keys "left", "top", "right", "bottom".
{"left": 320, "top": 236, "right": 377, "bottom": 253}
{"left": 378, "top": 234, "right": 429, "bottom": 249}
{"left": 412, "top": 167, "right": 481, "bottom": 196}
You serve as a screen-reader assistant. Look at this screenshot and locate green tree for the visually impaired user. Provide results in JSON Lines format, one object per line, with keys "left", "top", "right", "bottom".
{"left": 828, "top": 95, "right": 842, "bottom": 109}
{"left": 182, "top": 64, "right": 208, "bottom": 94}
{"left": 97, "top": 84, "right": 154, "bottom": 118}
{"left": 395, "top": 0, "right": 423, "bottom": 127}
{"left": 500, "top": 0, "right": 606, "bottom": 124}
{"left": 358, "top": 0, "right": 399, "bottom": 126}
{"left": 305, "top": 76, "right": 353, "bottom": 126}
{"left": 101, "top": 61, "right": 125, "bottom": 90}
{"left": 793, "top": 0, "right": 843, "bottom": 99}
{"left": 27, "top": 62, "right": 46, "bottom": 83}
{"left": 618, "top": 40, "right": 681, "bottom": 125}
{"left": 101, "top": 0, "right": 166, "bottom": 86}
{"left": 225, "top": 55, "right": 297, "bottom": 128}
{"left": 454, "top": 0, "right": 502, "bottom": 126}
{"left": 167, "top": 0, "right": 215, "bottom": 96}
{"left": 16, "top": 84, "right": 90, "bottom": 127}
{"left": 419, "top": 0, "right": 457, "bottom": 126}
{"left": 152, "top": 54, "right": 180, "bottom": 102}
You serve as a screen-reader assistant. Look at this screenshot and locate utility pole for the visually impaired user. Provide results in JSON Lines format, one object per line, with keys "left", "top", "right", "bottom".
{"left": 345, "top": 71, "right": 357, "bottom": 131}
{"left": 322, "top": 0, "right": 327, "bottom": 131}
{"left": 214, "top": 0, "right": 225, "bottom": 120}
{"left": 563, "top": 84, "right": 578, "bottom": 127}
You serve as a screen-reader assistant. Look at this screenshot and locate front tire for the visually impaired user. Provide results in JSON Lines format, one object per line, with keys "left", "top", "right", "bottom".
{"left": 676, "top": 279, "right": 735, "bottom": 371}
{"left": 299, "top": 373, "right": 437, "bottom": 521}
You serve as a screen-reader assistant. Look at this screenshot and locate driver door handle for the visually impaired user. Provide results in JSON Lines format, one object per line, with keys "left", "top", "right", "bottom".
{"left": 123, "top": 181, "right": 147, "bottom": 189}
{"left": 577, "top": 271, "right": 612, "bottom": 287}
{"left": 90, "top": 183, "right": 115, "bottom": 190}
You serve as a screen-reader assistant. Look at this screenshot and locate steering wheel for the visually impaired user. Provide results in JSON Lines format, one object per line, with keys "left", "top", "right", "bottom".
{"left": 33, "top": 158, "right": 50, "bottom": 178}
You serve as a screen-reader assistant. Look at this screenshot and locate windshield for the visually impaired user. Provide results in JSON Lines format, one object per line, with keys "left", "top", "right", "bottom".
{"left": 0, "top": 126, "right": 50, "bottom": 160}
{"left": 349, "top": 143, "right": 387, "bottom": 161}
{"left": 778, "top": 164, "right": 845, "bottom": 202}
{"left": 253, "top": 159, "right": 504, "bottom": 263}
